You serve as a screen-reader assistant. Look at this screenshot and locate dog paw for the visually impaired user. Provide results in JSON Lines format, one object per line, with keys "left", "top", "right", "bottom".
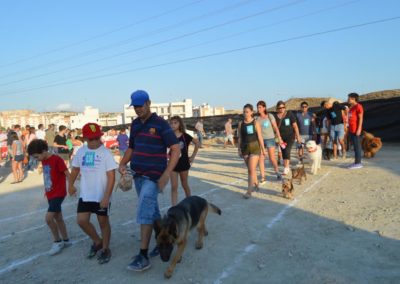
{"left": 195, "top": 242, "right": 203, "bottom": 250}
{"left": 204, "top": 230, "right": 209, "bottom": 236}
{"left": 164, "top": 270, "right": 173, "bottom": 279}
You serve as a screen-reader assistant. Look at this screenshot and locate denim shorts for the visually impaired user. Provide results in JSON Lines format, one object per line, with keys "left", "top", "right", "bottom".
{"left": 263, "top": 138, "right": 276, "bottom": 149}
{"left": 330, "top": 124, "right": 345, "bottom": 141}
{"left": 134, "top": 176, "right": 161, "bottom": 225}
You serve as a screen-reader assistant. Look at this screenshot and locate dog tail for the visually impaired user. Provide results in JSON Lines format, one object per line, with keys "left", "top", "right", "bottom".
{"left": 208, "top": 203, "right": 222, "bottom": 215}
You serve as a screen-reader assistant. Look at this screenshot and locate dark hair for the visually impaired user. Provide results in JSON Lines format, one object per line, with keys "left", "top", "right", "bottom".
{"left": 256, "top": 100, "right": 267, "bottom": 115}
{"left": 300, "top": 101, "right": 308, "bottom": 107}
{"left": 276, "top": 101, "right": 285, "bottom": 108}
{"left": 38, "top": 124, "right": 44, "bottom": 129}
{"left": 348, "top": 92, "right": 360, "bottom": 102}
{"left": 320, "top": 100, "right": 326, "bottom": 107}
{"left": 170, "top": 116, "right": 186, "bottom": 133}
{"left": 10, "top": 133, "right": 19, "bottom": 141}
{"left": 59, "top": 125, "right": 67, "bottom": 132}
{"left": 28, "top": 139, "right": 48, "bottom": 155}
{"left": 75, "top": 136, "right": 84, "bottom": 142}
{"left": 14, "top": 124, "right": 21, "bottom": 130}
{"left": 29, "top": 127, "right": 36, "bottom": 134}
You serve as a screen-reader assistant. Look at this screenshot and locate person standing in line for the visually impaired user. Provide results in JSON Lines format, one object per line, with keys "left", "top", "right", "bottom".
{"left": 36, "top": 124, "right": 46, "bottom": 140}
{"left": 347, "top": 93, "right": 364, "bottom": 169}
{"left": 296, "top": 101, "right": 315, "bottom": 159}
{"left": 10, "top": 132, "right": 25, "bottom": 183}
{"left": 169, "top": 115, "right": 200, "bottom": 206}
{"left": 256, "top": 101, "right": 282, "bottom": 182}
{"left": 69, "top": 123, "right": 117, "bottom": 264}
{"left": 53, "top": 125, "right": 70, "bottom": 167}
{"left": 116, "top": 128, "right": 129, "bottom": 162}
{"left": 274, "top": 101, "right": 301, "bottom": 176}
{"left": 28, "top": 139, "right": 71, "bottom": 255}
{"left": 119, "top": 90, "right": 180, "bottom": 272}
{"left": 223, "top": 118, "right": 235, "bottom": 148}
{"left": 238, "top": 103, "right": 266, "bottom": 199}
{"left": 325, "top": 99, "right": 347, "bottom": 159}
{"left": 195, "top": 118, "right": 205, "bottom": 148}
{"left": 45, "top": 124, "right": 56, "bottom": 154}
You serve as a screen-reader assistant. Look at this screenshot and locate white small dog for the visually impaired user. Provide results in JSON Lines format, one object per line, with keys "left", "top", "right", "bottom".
{"left": 305, "top": 140, "right": 322, "bottom": 175}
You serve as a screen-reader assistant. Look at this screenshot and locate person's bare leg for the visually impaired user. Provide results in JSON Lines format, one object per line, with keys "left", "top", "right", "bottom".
{"left": 77, "top": 213, "right": 102, "bottom": 245}
{"left": 170, "top": 171, "right": 179, "bottom": 206}
{"left": 54, "top": 212, "right": 68, "bottom": 240}
{"left": 46, "top": 212, "right": 61, "bottom": 241}
{"left": 179, "top": 171, "right": 191, "bottom": 198}
{"left": 97, "top": 215, "right": 111, "bottom": 250}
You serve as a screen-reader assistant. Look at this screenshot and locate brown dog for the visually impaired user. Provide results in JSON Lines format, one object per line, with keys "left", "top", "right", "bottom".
{"left": 362, "top": 131, "right": 382, "bottom": 158}
{"left": 282, "top": 179, "right": 294, "bottom": 199}
{"left": 153, "top": 196, "right": 221, "bottom": 278}
{"left": 291, "top": 162, "right": 307, "bottom": 184}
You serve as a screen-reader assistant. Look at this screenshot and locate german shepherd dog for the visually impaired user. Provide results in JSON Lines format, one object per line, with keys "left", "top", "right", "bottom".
{"left": 153, "top": 196, "right": 221, "bottom": 278}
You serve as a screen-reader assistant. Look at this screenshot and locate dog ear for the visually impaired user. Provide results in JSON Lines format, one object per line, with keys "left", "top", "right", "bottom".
{"left": 168, "top": 219, "right": 178, "bottom": 239}
{"left": 153, "top": 219, "right": 162, "bottom": 237}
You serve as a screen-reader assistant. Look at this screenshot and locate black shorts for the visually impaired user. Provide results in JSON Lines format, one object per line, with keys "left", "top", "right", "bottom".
{"left": 48, "top": 197, "right": 65, "bottom": 213}
{"left": 77, "top": 198, "right": 110, "bottom": 216}
{"left": 173, "top": 157, "right": 191, "bottom": 172}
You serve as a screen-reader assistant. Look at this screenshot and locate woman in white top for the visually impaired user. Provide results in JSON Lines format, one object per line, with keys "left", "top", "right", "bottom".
{"left": 256, "top": 101, "right": 283, "bottom": 183}
{"left": 11, "top": 132, "right": 24, "bottom": 183}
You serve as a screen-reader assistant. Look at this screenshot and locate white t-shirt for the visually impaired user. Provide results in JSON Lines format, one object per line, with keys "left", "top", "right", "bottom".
{"left": 72, "top": 144, "right": 118, "bottom": 202}
{"left": 36, "top": 129, "right": 46, "bottom": 140}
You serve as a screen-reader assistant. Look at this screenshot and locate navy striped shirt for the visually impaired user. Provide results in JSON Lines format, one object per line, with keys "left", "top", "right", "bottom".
{"left": 129, "top": 113, "right": 178, "bottom": 181}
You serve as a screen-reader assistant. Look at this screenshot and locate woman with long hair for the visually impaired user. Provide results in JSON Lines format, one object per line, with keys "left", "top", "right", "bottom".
{"left": 238, "top": 104, "right": 266, "bottom": 199}
{"left": 11, "top": 132, "right": 24, "bottom": 183}
{"left": 169, "top": 116, "right": 200, "bottom": 206}
{"left": 273, "top": 101, "right": 301, "bottom": 175}
{"left": 256, "top": 101, "right": 282, "bottom": 182}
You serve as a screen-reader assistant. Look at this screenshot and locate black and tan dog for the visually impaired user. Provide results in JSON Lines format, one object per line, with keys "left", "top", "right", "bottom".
{"left": 291, "top": 162, "right": 307, "bottom": 185}
{"left": 153, "top": 196, "right": 221, "bottom": 278}
{"left": 282, "top": 178, "right": 294, "bottom": 199}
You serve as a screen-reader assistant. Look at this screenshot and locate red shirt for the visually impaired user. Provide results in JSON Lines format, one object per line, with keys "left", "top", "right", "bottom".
{"left": 348, "top": 103, "right": 364, "bottom": 134}
{"left": 41, "top": 155, "right": 67, "bottom": 199}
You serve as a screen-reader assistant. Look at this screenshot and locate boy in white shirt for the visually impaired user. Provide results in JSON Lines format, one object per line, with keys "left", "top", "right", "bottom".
{"left": 69, "top": 123, "right": 117, "bottom": 264}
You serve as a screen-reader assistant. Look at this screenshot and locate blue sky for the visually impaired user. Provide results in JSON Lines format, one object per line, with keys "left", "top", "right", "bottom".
{"left": 1, "top": 0, "right": 399, "bottom": 112}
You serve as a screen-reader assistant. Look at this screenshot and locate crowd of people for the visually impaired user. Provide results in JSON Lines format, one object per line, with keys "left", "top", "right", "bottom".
{"left": 1, "top": 90, "right": 364, "bottom": 273}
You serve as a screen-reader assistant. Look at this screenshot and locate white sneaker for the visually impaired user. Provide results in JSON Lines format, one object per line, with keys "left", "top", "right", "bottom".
{"left": 283, "top": 167, "right": 290, "bottom": 175}
{"left": 49, "top": 242, "right": 64, "bottom": 255}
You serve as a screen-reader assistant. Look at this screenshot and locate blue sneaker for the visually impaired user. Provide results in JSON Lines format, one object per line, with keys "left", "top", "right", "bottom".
{"left": 127, "top": 254, "right": 151, "bottom": 272}
{"left": 149, "top": 246, "right": 160, "bottom": 258}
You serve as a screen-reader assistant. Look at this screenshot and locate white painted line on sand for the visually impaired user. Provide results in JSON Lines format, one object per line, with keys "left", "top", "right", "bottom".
{"left": 213, "top": 172, "right": 331, "bottom": 284}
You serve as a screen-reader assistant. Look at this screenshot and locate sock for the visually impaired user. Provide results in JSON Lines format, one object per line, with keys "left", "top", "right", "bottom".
{"left": 63, "top": 239, "right": 69, "bottom": 242}
{"left": 140, "top": 249, "right": 148, "bottom": 259}
{"left": 55, "top": 240, "right": 62, "bottom": 243}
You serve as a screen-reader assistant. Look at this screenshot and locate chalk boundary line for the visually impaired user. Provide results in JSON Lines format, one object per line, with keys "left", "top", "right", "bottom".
{"left": 213, "top": 171, "right": 331, "bottom": 284}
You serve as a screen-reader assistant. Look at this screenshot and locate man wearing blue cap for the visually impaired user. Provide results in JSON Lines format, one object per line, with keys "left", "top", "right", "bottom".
{"left": 119, "top": 90, "right": 180, "bottom": 272}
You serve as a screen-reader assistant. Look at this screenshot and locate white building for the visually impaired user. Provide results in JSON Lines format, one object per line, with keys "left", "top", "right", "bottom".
{"left": 70, "top": 106, "right": 100, "bottom": 129}
{"left": 193, "top": 103, "right": 225, "bottom": 117}
{"left": 123, "top": 99, "right": 193, "bottom": 123}
{"left": 99, "top": 113, "right": 123, "bottom": 127}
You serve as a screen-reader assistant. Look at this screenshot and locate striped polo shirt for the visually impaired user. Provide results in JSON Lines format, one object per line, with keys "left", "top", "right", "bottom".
{"left": 129, "top": 113, "right": 178, "bottom": 181}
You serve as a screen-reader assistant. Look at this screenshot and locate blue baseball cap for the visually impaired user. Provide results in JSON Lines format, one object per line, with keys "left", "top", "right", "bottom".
{"left": 130, "top": 90, "right": 150, "bottom": 106}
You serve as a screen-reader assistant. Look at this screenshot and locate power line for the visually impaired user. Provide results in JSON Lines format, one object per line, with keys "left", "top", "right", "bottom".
{"left": 0, "top": 0, "right": 304, "bottom": 85}
{"left": 7, "top": 0, "right": 360, "bottom": 88}
{"left": 0, "top": 0, "right": 261, "bottom": 80}
{"left": 0, "top": 0, "right": 205, "bottom": 68}
{"left": 2, "top": 15, "right": 398, "bottom": 97}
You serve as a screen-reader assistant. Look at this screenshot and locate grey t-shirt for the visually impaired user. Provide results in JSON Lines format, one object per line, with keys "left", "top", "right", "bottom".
{"left": 296, "top": 112, "right": 313, "bottom": 135}
{"left": 257, "top": 114, "right": 276, "bottom": 140}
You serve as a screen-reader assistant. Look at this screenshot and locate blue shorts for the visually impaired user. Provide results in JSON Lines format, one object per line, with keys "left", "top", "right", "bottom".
{"left": 330, "top": 124, "right": 345, "bottom": 141}
{"left": 263, "top": 138, "right": 276, "bottom": 149}
{"left": 134, "top": 176, "right": 161, "bottom": 225}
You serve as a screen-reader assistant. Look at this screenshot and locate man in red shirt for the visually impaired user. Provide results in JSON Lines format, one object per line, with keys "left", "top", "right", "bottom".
{"left": 347, "top": 93, "right": 364, "bottom": 169}
{"left": 28, "top": 139, "right": 71, "bottom": 255}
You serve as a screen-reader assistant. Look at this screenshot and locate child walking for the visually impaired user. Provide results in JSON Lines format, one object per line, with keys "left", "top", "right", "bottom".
{"left": 27, "top": 139, "right": 71, "bottom": 255}
{"left": 69, "top": 123, "right": 117, "bottom": 264}
{"left": 169, "top": 116, "right": 200, "bottom": 206}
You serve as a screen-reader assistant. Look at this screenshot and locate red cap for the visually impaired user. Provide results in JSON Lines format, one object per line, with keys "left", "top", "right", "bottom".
{"left": 82, "top": 123, "right": 103, "bottom": 139}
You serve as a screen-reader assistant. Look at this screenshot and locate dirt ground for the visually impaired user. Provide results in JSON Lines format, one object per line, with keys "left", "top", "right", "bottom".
{"left": 0, "top": 143, "right": 399, "bottom": 284}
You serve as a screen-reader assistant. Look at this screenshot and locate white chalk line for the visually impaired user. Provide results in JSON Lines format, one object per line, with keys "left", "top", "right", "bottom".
{"left": 213, "top": 172, "right": 331, "bottom": 284}
{"left": 0, "top": 177, "right": 245, "bottom": 276}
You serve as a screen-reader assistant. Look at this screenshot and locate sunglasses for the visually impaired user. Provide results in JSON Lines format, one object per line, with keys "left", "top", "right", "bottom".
{"left": 277, "top": 106, "right": 285, "bottom": 110}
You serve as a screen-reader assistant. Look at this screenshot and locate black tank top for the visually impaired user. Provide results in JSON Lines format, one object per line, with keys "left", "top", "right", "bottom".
{"left": 240, "top": 120, "right": 258, "bottom": 145}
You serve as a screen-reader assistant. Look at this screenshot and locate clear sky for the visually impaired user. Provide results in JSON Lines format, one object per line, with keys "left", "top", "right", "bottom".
{"left": 1, "top": 0, "right": 399, "bottom": 112}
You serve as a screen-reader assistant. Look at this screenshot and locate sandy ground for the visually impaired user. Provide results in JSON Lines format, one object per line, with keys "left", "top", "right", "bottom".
{"left": 0, "top": 143, "right": 399, "bottom": 284}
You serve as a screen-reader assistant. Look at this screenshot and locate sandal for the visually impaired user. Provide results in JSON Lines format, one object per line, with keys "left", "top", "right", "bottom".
{"left": 259, "top": 178, "right": 266, "bottom": 185}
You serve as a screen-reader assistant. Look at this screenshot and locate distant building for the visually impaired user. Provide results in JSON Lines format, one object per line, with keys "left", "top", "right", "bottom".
{"left": 123, "top": 99, "right": 193, "bottom": 123}
{"left": 70, "top": 106, "right": 100, "bottom": 129}
{"left": 0, "top": 110, "right": 75, "bottom": 129}
{"left": 99, "top": 113, "right": 123, "bottom": 127}
{"left": 193, "top": 103, "right": 225, "bottom": 117}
